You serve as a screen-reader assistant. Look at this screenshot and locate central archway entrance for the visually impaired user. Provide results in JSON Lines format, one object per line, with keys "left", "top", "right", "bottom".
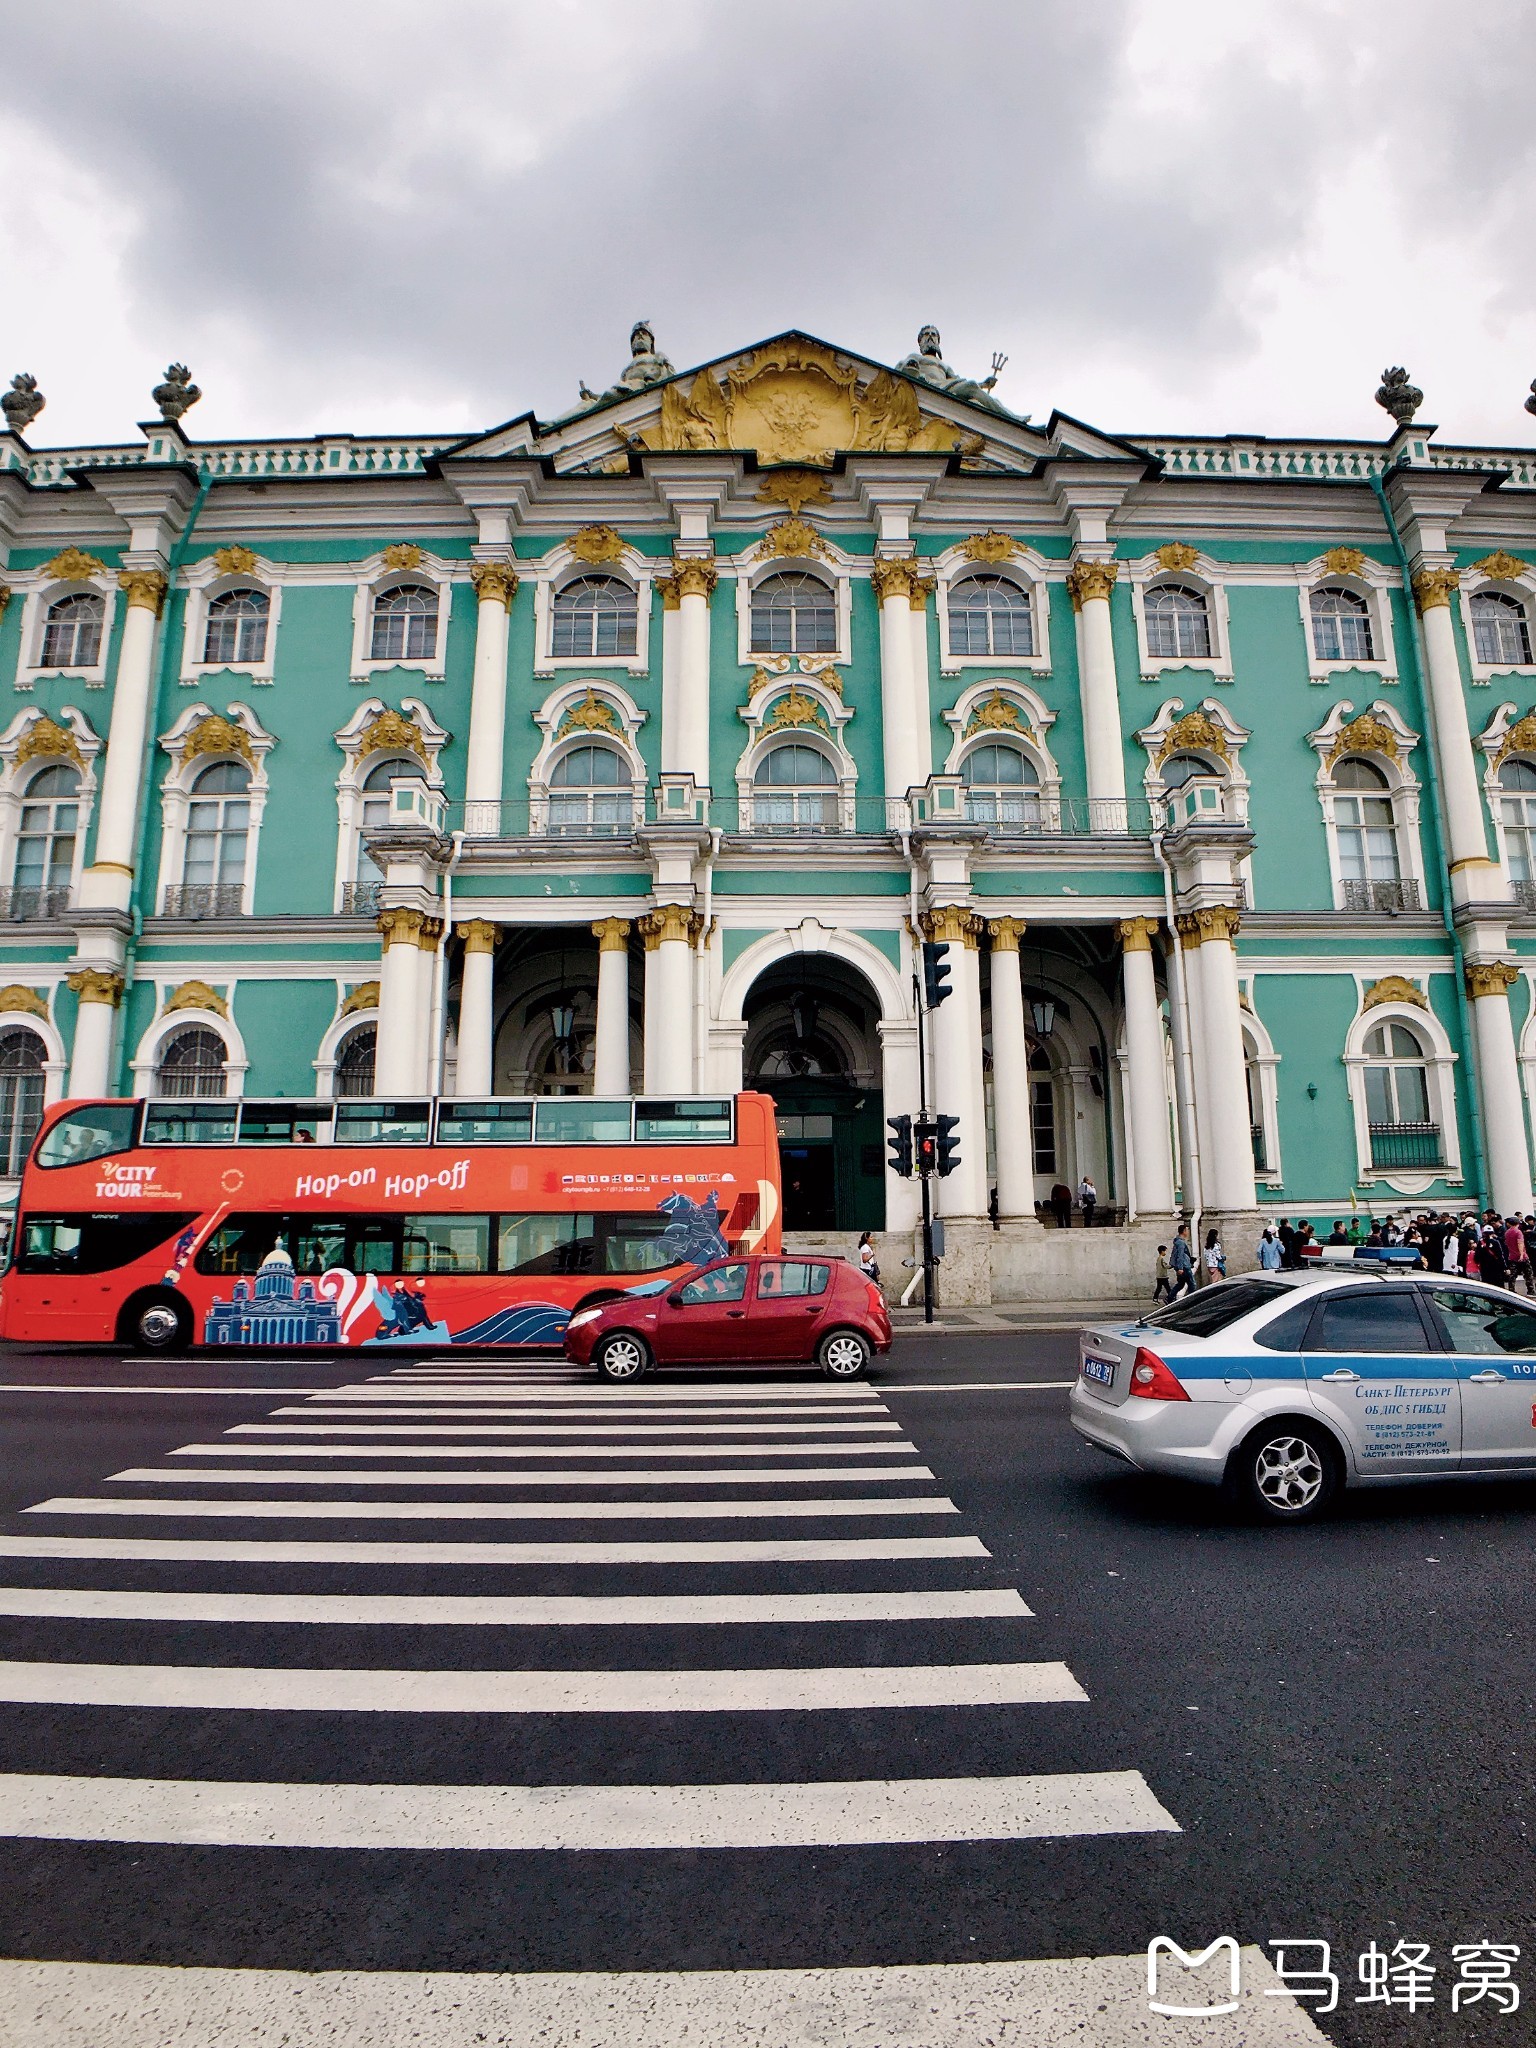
{"left": 743, "top": 955, "right": 884, "bottom": 1234}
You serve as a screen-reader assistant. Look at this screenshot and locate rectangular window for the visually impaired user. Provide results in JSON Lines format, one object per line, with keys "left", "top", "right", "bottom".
{"left": 402, "top": 1213, "right": 491, "bottom": 1274}
{"left": 236, "top": 1103, "right": 333, "bottom": 1145}
{"left": 497, "top": 1211, "right": 598, "bottom": 1275}
{"left": 756, "top": 1260, "right": 830, "bottom": 1298}
{"left": 141, "top": 1103, "right": 239, "bottom": 1146}
{"left": 435, "top": 1100, "right": 533, "bottom": 1145}
{"left": 36, "top": 1104, "right": 140, "bottom": 1169}
{"left": 196, "top": 1215, "right": 289, "bottom": 1276}
{"left": 1030, "top": 1080, "right": 1056, "bottom": 1174}
{"left": 635, "top": 1098, "right": 733, "bottom": 1142}
{"left": 289, "top": 1216, "right": 346, "bottom": 1277}
{"left": 334, "top": 1101, "right": 430, "bottom": 1145}
{"left": 600, "top": 1211, "right": 679, "bottom": 1274}
{"left": 533, "top": 1099, "right": 633, "bottom": 1145}
{"left": 18, "top": 1210, "right": 196, "bottom": 1275}
{"left": 348, "top": 1216, "right": 404, "bottom": 1273}
{"left": 1148, "top": 1277, "right": 1288, "bottom": 1336}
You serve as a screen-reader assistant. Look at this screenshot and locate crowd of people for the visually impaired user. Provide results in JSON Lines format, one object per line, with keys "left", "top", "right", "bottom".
{"left": 1153, "top": 1210, "right": 1536, "bottom": 1300}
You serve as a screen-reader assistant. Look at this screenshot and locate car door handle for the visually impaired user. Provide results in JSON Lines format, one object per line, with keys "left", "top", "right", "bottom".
{"left": 726, "top": 1309, "right": 745, "bottom": 1318}
{"left": 1468, "top": 1369, "right": 1505, "bottom": 1382}
{"left": 804, "top": 1305, "right": 824, "bottom": 1314}
{"left": 1320, "top": 1369, "right": 1361, "bottom": 1382}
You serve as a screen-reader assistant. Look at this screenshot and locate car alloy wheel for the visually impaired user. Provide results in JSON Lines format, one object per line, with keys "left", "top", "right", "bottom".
{"left": 1239, "top": 1423, "right": 1337, "bottom": 1522}
{"left": 819, "top": 1330, "right": 870, "bottom": 1380}
{"left": 595, "top": 1332, "right": 649, "bottom": 1383}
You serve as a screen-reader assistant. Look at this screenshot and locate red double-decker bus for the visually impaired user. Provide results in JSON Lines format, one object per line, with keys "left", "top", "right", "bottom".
{"left": 0, "top": 1093, "right": 781, "bottom": 1353}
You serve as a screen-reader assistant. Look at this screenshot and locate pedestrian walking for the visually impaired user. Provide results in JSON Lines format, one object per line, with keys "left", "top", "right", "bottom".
{"left": 1050, "top": 1181, "right": 1073, "bottom": 1230}
{"left": 1479, "top": 1223, "right": 1510, "bottom": 1291}
{"left": 1203, "top": 1227, "right": 1226, "bottom": 1283}
{"left": 1168, "top": 1223, "right": 1197, "bottom": 1297}
{"left": 1504, "top": 1216, "right": 1533, "bottom": 1297}
{"left": 1078, "top": 1175, "right": 1097, "bottom": 1227}
{"left": 1257, "top": 1227, "right": 1282, "bottom": 1271}
{"left": 1153, "top": 1244, "right": 1174, "bottom": 1302}
{"left": 856, "top": 1231, "right": 880, "bottom": 1286}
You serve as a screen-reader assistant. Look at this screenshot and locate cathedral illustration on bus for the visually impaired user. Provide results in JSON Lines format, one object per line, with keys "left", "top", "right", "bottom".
{"left": 2, "top": 328, "right": 1536, "bottom": 1304}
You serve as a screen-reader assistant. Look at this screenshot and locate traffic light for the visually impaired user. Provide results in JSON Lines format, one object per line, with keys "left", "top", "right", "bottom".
{"left": 922, "top": 941, "right": 952, "bottom": 1008}
{"left": 935, "top": 1113, "right": 961, "bottom": 1177}
{"left": 913, "top": 1116, "right": 939, "bottom": 1176}
{"left": 886, "top": 1113, "right": 913, "bottom": 1179}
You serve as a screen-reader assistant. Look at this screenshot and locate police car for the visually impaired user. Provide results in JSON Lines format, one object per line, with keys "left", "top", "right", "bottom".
{"left": 1070, "top": 1268, "right": 1536, "bottom": 1522}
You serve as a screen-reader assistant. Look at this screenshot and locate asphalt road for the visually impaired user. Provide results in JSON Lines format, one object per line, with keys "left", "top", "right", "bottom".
{"left": 0, "top": 1330, "right": 1528, "bottom": 2045}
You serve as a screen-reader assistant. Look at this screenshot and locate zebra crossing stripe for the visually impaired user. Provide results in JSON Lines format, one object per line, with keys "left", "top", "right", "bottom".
{"left": 0, "top": 1534, "right": 990, "bottom": 1565}
{"left": 168, "top": 1444, "right": 917, "bottom": 1461}
{"left": 106, "top": 1464, "right": 940, "bottom": 1487}
{"left": 0, "top": 1588, "right": 1031, "bottom": 1625}
{"left": 28, "top": 1495, "right": 961, "bottom": 1523}
{"left": 226, "top": 1421, "right": 907, "bottom": 1437}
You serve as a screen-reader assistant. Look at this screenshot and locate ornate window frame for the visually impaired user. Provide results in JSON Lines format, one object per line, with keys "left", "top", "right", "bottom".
{"left": 1306, "top": 700, "right": 1424, "bottom": 912}
{"left": 1128, "top": 545, "right": 1232, "bottom": 682}
{"left": 1238, "top": 985, "right": 1283, "bottom": 1187}
{"left": 528, "top": 679, "right": 648, "bottom": 834}
{"left": 130, "top": 984, "right": 250, "bottom": 1099}
{"left": 1344, "top": 982, "right": 1461, "bottom": 1194}
{"left": 733, "top": 530, "right": 852, "bottom": 670}
{"left": 1297, "top": 548, "right": 1400, "bottom": 687}
{"left": 332, "top": 697, "right": 447, "bottom": 914}
{"left": 0, "top": 1000, "right": 68, "bottom": 1116}
{"left": 349, "top": 546, "right": 456, "bottom": 686}
{"left": 932, "top": 540, "right": 1052, "bottom": 678}
{"left": 0, "top": 709, "right": 101, "bottom": 907}
{"left": 531, "top": 537, "right": 655, "bottom": 679}
{"left": 940, "top": 678, "right": 1062, "bottom": 808}
{"left": 1459, "top": 552, "right": 1536, "bottom": 684}
{"left": 735, "top": 670, "right": 857, "bottom": 830}
{"left": 154, "top": 703, "right": 275, "bottom": 916}
{"left": 178, "top": 546, "right": 283, "bottom": 686}
{"left": 14, "top": 553, "right": 119, "bottom": 692}
{"left": 1135, "top": 697, "right": 1253, "bottom": 822}
{"left": 314, "top": 984, "right": 381, "bottom": 1096}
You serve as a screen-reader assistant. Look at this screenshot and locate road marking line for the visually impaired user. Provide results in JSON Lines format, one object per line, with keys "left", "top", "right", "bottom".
{"left": 279, "top": 1404, "right": 884, "bottom": 1420}
{"left": 0, "top": 1385, "right": 335, "bottom": 1397}
{"left": 168, "top": 1443, "right": 919, "bottom": 1461}
{"left": 107, "top": 1464, "right": 939, "bottom": 1487}
{"left": 0, "top": 1588, "right": 1031, "bottom": 1625}
{"left": 0, "top": 1769, "right": 1176, "bottom": 1849}
{"left": 346, "top": 1383, "right": 883, "bottom": 1401}
{"left": 0, "top": 1534, "right": 990, "bottom": 1565}
{"left": 227, "top": 1421, "right": 906, "bottom": 1437}
{"left": 885, "top": 1380, "right": 1076, "bottom": 1393}
{"left": 29, "top": 1495, "right": 961, "bottom": 1523}
{"left": 0, "top": 1953, "right": 1332, "bottom": 2048}
{"left": 0, "top": 1659, "right": 1083, "bottom": 1713}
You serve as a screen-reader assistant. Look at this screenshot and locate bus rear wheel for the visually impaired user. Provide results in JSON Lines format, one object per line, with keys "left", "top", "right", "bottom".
{"left": 121, "top": 1292, "right": 191, "bottom": 1355}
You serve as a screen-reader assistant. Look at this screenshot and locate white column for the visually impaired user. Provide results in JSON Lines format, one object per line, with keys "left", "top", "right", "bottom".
{"left": 1067, "top": 558, "right": 1128, "bottom": 825}
{"left": 375, "top": 909, "right": 428, "bottom": 1094}
{"left": 454, "top": 920, "right": 498, "bottom": 1097}
{"left": 464, "top": 564, "right": 517, "bottom": 830}
{"left": 592, "top": 918, "right": 632, "bottom": 1094}
{"left": 907, "top": 578, "right": 934, "bottom": 790}
{"left": 667, "top": 559, "right": 716, "bottom": 790}
{"left": 1165, "top": 929, "right": 1201, "bottom": 1211}
{"left": 1119, "top": 916, "right": 1176, "bottom": 1213}
{"left": 1415, "top": 570, "right": 1506, "bottom": 903}
{"left": 1466, "top": 961, "right": 1534, "bottom": 1213}
{"left": 874, "top": 561, "right": 919, "bottom": 812}
{"left": 985, "top": 918, "right": 1032, "bottom": 1219}
{"left": 66, "top": 971, "right": 123, "bottom": 1097}
{"left": 877, "top": 1017, "right": 921, "bottom": 1233}
{"left": 927, "top": 909, "right": 987, "bottom": 1219}
{"left": 640, "top": 906, "right": 697, "bottom": 1093}
{"left": 1186, "top": 908, "right": 1256, "bottom": 1213}
{"left": 80, "top": 570, "right": 166, "bottom": 912}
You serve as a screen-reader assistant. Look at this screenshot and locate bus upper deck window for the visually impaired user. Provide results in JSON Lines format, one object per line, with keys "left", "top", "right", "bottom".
{"left": 36, "top": 1104, "right": 139, "bottom": 1168}
{"left": 635, "top": 1099, "right": 733, "bottom": 1142}
{"left": 237, "top": 1103, "right": 333, "bottom": 1145}
{"left": 435, "top": 1101, "right": 533, "bottom": 1145}
{"left": 141, "top": 1102, "right": 238, "bottom": 1146}
{"left": 533, "top": 1099, "right": 633, "bottom": 1145}
{"left": 334, "top": 1101, "right": 430, "bottom": 1145}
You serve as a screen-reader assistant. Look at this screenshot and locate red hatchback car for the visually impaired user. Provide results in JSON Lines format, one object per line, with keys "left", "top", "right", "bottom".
{"left": 563, "top": 1255, "right": 892, "bottom": 1382}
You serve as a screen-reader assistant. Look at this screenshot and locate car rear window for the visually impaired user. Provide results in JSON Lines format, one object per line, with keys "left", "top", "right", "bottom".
{"left": 1144, "top": 1278, "right": 1288, "bottom": 1337}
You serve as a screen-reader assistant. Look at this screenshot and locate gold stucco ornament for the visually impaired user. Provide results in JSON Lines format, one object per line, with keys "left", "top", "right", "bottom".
{"left": 382, "top": 543, "right": 424, "bottom": 571}
{"left": 357, "top": 709, "right": 426, "bottom": 760}
{"left": 183, "top": 714, "right": 255, "bottom": 765}
{"left": 42, "top": 548, "right": 107, "bottom": 584}
{"left": 469, "top": 562, "right": 519, "bottom": 608}
{"left": 118, "top": 568, "right": 169, "bottom": 614}
{"left": 1493, "top": 710, "right": 1536, "bottom": 766}
{"left": 1155, "top": 543, "right": 1200, "bottom": 572}
{"left": 1472, "top": 551, "right": 1529, "bottom": 583}
{"left": 340, "top": 981, "right": 380, "bottom": 1014}
{"left": 755, "top": 518, "right": 831, "bottom": 564}
{"left": 963, "top": 690, "right": 1029, "bottom": 739}
{"left": 1412, "top": 567, "right": 1461, "bottom": 613}
{"left": 755, "top": 470, "right": 831, "bottom": 516}
{"left": 762, "top": 688, "right": 827, "bottom": 734}
{"left": 568, "top": 525, "right": 625, "bottom": 566}
{"left": 212, "top": 545, "right": 258, "bottom": 577}
{"left": 15, "top": 716, "right": 82, "bottom": 767}
{"left": 1465, "top": 960, "right": 1520, "bottom": 1000}
{"left": 1362, "top": 975, "right": 1428, "bottom": 1011}
{"left": 1327, "top": 712, "right": 1400, "bottom": 766}
{"left": 1157, "top": 710, "right": 1230, "bottom": 764}
{"left": 557, "top": 689, "right": 622, "bottom": 738}
{"left": 1066, "top": 559, "right": 1118, "bottom": 609}
{"left": 66, "top": 968, "right": 123, "bottom": 1007}
{"left": 1322, "top": 546, "right": 1368, "bottom": 579}
{"left": 164, "top": 979, "right": 228, "bottom": 1018}
{"left": 0, "top": 985, "right": 48, "bottom": 1018}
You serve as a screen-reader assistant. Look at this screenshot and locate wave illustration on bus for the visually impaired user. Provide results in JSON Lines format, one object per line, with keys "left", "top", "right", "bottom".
{"left": 0, "top": 1093, "right": 781, "bottom": 1353}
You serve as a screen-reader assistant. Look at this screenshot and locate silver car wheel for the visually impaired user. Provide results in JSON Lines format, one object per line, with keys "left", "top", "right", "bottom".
{"left": 1253, "top": 1434, "right": 1325, "bottom": 1513}
{"left": 821, "top": 1332, "right": 868, "bottom": 1379}
{"left": 597, "top": 1333, "right": 647, "bottom": 1382}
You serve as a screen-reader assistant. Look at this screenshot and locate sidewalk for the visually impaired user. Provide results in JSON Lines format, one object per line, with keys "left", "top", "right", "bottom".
{"left": 890, "top": 1299, "right": 1147, "bottom": 1333}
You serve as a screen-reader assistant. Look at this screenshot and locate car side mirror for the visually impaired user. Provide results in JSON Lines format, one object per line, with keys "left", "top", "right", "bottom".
{"left": 666, "top": 1292, "right": 685, "bottom": 1309}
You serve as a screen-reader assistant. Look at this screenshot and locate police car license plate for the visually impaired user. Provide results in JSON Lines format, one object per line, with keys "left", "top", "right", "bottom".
{"left": 1082, "top": 1355, "right": 1116, "bottom": 1387}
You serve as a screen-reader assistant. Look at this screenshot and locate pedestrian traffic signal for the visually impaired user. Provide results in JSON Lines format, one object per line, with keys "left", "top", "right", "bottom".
{"left": 886, "top": 1113, "right": 913, "bottom": 1178}
{"left": 922, "top": 941, "right": 952, "bottom": 1008}
{"left": 913, "top": 1116, "right": 939, "bottom": 1176}
{"left": 935, "top": 1113, "right": 961, "bottom": 1177}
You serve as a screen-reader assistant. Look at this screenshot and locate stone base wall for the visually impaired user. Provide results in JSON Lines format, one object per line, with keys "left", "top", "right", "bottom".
{"left": 782, "top": 1216, "right": 1200, "bottom": 1308}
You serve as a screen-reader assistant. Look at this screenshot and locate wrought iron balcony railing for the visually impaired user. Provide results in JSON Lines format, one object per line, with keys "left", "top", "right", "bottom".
{"left": 1343, "top": 877, "right": 1422, "bottom": 912}
{"left": 1368, "top": 1121, "right": 1443, "bottom": 1171}
{"left": 452, "top": 791, "right": 1159, "bottom": 841}
{"left": 161, "top": 883, "right": 245, "bottom": 918}
{"left": 340, "top": 881, "right": 383, "bottom": 916}
{"left": 0, "top": 885, "right": 71, "bottom": 921}
{"left": 1511, "top": 878, "right": 1536, "bottom": 914}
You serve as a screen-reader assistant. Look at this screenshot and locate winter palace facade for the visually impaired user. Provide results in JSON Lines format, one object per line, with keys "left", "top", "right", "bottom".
{"left": 3, "top": 329, "right": 1536, "bottom": 1300}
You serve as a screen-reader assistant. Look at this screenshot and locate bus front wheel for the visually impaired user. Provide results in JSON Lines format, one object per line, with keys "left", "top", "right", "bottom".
{"left": 121, "top": 1292, "right": 191, "bottom": 1355}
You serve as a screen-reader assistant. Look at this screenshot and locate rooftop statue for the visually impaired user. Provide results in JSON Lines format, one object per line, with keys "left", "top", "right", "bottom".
{"left": 1, "top": 373, "right": 44, "bottom": 435}
{"left": 576, "top": 321, "right": 676, "bottom": 409}
{"left": 1374, "top": 365, "right": 1422, "bottom": 428}
{"left": 152, "top": 363, "right": 201, "bottom": 423}
{"left": 894, "top": 325, "right": 1018, "bottom": 419}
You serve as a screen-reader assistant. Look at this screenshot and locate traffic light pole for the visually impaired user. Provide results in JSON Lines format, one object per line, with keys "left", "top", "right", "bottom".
{"left": 914, "top": 970, "right": 935, "bottom": 1324}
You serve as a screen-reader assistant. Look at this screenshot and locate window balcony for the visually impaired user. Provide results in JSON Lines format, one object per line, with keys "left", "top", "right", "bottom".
{"left": 1343, "top": 877, "right": 1421, "bottom": 913}
{"left": 340, "top": 881, "right": 383, "bottom": 916}
{"left": 0, "top": 885, "right": 72, "bottom": 921}
{"left": 1511, "top": 878, "right": 1536, "bottom": 915}
{"left": 1368, "top": 1121, "right": 1442, "bottom": 1171}
{"left": 162, "top": 883, "right": 245, "bottom": 918}
{"left": 1158, "top": 777, "right": 1233, "bottom": 830}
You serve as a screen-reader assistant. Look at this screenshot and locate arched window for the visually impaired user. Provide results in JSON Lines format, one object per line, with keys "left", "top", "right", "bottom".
{"left": 752, "top": 742, "right": 838, "bottom": 833}
{"left": 0, "top": 1029, "right": 45, "bottom": 1177}
{"left": 962, "top": 743, "right": 1041, "bottom": 828}
{"left": 549, "top": 744, "right": 633, "bottom": 837}
{"left": 39, "top": 593, "right": 104, "bottom": 670}
{"left": 12, "top": 764, "right": 80, "bottom": 917}
{"left": 370, "top": 584, "right": 438, "bottom": 663}
{"left": 1472, "top": 591, "right": 1533, "bottom": 667}
{"left": 181, "top": 760, "right": 251, "bottom": 914}
{"left": 1310, "top": 585, "right": 1374, "bottom": 662}
{"left": 1498, "top": 758, "right": 1536, "bottom": 887}
{"left": 344, "top": 755, "right": 419, "bottom": 912}
{"left": 551, "top": 576, "right": 637, "bottom": 660}
{"left": 203, "top": 588, "right": 269, "bottom": 665}
{"left": 335, "top": 1025, "right": 377, "bottom": 1098}
{"left": 1145, "top": 583, "right": 1212, "bottom": 659}
{"left": 1361, "top": 1020, "right": 1438, "bottom": 1168}
{"left": 949, "top": 575, "right": 1033, "bottom": 658}
{"left": 750, "top": 572, "right": 836, "bottom": 656}
{"left": 1333, "top": 757, "right": 1403, "bottom": 908}
{"left": 155, "top": 1026, "right": 228, "bottom": 1099}
{"left": 1159, "top": 753, "right": 1220, "bottom": 789}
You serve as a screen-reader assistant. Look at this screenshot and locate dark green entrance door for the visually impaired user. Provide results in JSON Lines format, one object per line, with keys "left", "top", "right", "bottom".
{"left": 766, "top": 1078, "right": 884, "bottom": 1233}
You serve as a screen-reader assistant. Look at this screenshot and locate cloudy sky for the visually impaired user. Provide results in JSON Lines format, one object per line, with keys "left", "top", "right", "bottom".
{"left": 3, "top": 0, "right": 1532, "bottom": 452}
